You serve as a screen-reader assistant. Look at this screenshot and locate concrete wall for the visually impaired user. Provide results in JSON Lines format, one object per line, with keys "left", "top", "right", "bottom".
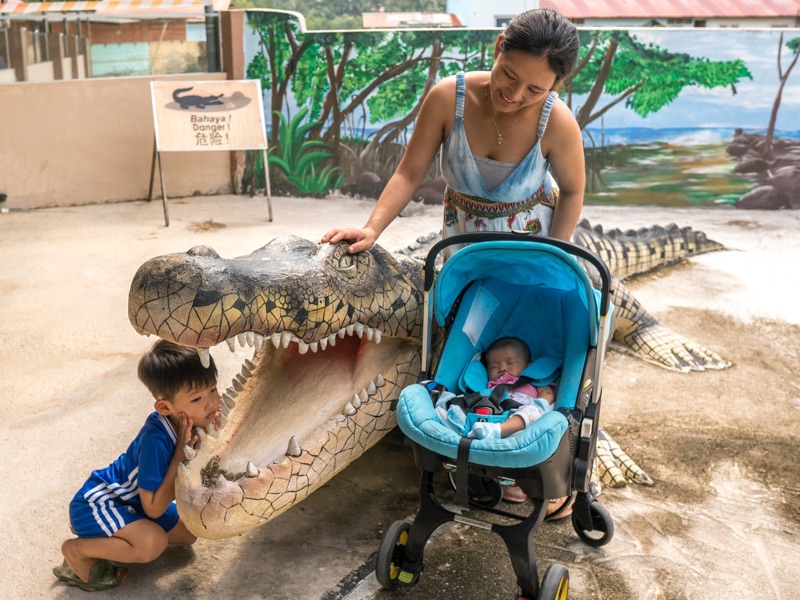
{"left": 0, "top": 72, "right": 231, "bottom": 209}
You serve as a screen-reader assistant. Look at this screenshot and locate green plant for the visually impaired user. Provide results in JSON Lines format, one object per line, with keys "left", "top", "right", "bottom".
{"left": 268, "top": 105, "right": 344, "bottom": 195}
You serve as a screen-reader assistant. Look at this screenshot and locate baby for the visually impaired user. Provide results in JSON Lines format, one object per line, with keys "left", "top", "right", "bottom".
{"left": 470, "top": 337, "right": 555, "bottom": 439}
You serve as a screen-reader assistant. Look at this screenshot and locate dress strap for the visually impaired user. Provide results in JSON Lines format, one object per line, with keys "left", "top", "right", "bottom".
{"left": 455, "top": 71, "right": 466, "bottom": 119}
{"left": 537, "top": 91, "right": 558, "bottom": 139}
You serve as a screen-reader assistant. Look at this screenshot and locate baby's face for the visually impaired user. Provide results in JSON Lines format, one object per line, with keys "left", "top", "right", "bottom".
{"left": 486, "top": 346, "right": 526, "bottom": 381}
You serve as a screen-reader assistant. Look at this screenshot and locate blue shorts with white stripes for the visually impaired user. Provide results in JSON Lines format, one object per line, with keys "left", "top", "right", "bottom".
{"left": 69, "top": 495, "right": 179, "bottom": 538}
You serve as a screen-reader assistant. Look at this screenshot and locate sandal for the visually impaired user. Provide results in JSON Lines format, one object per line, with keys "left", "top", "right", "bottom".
{"left": 53, "top": 559, "right": 127, "bottom": 591}
{"left": 501, "top": 483, "right": 528, "bottom": 503}
{"left": 544, "top": 495, "right": 575, "bottom": 521}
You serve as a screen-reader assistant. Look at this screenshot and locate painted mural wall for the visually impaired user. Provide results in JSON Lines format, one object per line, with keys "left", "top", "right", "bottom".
{"left": 243, "top": 10, "right": 800, "bottom": 210}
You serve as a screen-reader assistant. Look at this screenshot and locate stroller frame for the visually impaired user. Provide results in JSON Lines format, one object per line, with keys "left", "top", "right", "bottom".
{"left": 376, "top": 232, "right": 615, "bottom": 600}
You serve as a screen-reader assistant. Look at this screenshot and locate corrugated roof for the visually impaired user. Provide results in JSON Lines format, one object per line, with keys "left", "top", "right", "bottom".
{"left": 0, "top": 0, "right": 230, "bottom": 16}
{"left": 362, "top": 12, "right": 463, "bottom": 28}
{"left": 542, "top": 0, "right": 800, "bottom": 19}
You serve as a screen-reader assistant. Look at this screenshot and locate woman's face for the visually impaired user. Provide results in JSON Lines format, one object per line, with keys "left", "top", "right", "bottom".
{"left": 489, "top": 40, "right": 558, "bottom": 115}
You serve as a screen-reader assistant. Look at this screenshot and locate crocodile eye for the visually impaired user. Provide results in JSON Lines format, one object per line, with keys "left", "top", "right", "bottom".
{"left": 337, "top": 253, "right": 357, "bottom": 277}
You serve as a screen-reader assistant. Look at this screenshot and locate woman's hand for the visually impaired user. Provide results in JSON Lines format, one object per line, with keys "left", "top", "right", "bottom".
{"left": 320, "top": 226, "right": 378, "bottom": 254}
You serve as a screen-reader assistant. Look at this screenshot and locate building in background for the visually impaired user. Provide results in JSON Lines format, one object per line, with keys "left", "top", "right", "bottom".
{"left": 446, "top": 0, "right": 800, "bottom": 28}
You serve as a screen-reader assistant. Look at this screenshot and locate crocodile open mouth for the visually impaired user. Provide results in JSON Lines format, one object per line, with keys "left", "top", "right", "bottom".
{"left": 175, "top": 326, "right": 420, "bottom": 539}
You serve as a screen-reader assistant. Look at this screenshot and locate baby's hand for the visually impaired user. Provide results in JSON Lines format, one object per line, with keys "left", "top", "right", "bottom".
{"left": 470, "top": 422, "right": 501, "bottom": 439}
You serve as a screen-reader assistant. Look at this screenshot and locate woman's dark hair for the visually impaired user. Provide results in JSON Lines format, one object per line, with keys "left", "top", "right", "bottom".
{"left": 138, "top": 339, "right": 218, "bottom": 401}
{"left": 499, "top": 8, "right": 580, "bottom": 83}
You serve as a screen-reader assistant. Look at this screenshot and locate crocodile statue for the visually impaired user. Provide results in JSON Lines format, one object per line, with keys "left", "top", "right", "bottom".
{"left": 128, "top": 220, "right": 729, "bottom": 539}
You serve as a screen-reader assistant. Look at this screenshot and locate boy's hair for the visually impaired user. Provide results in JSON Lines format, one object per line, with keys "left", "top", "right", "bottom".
{"left": 137, "top": 339, "right": 218, "bottom": 401}
{"left": 482, "top": 336, "right": 531, "bottom": 366}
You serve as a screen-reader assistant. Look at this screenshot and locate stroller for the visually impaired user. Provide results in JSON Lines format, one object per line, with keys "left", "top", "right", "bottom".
{"left": 376, "top": 232, "right": 615, "bottom": 600}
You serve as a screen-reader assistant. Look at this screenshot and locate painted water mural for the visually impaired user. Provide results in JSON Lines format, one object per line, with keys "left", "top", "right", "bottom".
{"left": 242, "top": 10, "right": 800, "bottom": 209}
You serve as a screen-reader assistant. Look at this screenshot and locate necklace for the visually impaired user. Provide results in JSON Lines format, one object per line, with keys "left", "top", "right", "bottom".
{"left": 486, "top": 87, "right": 521, "bottom": 145}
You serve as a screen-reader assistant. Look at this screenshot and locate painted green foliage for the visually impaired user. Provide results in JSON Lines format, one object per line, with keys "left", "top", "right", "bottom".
{"left": 569, "top": 31, "right": 752, "bottom": 129}
{"left": 245, "top": 11, "right": 755, "bottom": 195}
{"left": 268, "top": 105, "right": 344, "bottom": 195}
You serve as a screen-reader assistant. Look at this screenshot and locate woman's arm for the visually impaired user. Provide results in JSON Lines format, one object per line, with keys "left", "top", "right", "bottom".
{"left": 543, "top": 100, "right": 585, "bottom": 241}
{"left": 321, "top": 79, "right": 453, "bottom": 253}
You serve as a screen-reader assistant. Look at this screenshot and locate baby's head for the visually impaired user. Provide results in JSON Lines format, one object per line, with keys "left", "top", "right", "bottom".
{"left": 482, "top": 337, "right": 531, "bottom": 381}
{"left": 138, "top": 339, "right": 220, "bottom": 428}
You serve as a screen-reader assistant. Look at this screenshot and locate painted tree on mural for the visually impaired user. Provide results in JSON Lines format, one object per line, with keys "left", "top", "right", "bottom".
{"left": 245, "top": 11, "right": 498, "bottom": 191}
{"left": 566, "top": 30, "right": 752, "bottom": 131}
{"left": 765, "top": 33, "right": 800, "bottom": 155}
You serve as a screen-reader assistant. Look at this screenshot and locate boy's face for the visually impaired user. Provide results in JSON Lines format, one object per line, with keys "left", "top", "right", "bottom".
{"left": 486, "top": 346, "right": 526, "bottom": 381}
{"left": 161, "top": 381, "right": 221, "bottom": 429}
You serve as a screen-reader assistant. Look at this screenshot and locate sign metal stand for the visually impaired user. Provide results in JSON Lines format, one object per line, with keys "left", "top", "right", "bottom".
{"left": 149, "top": 79, "right": 272, "bottom": 227}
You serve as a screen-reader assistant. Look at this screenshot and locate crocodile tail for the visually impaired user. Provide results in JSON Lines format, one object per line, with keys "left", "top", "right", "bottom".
{"left": 574, "top": 219, "right": 725, "bottom": 279}
{"left": 172, "top": 87, "right": 194, "bottom": 101}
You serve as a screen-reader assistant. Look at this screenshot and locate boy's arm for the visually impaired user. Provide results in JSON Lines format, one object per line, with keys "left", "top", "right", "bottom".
{"left": 140, "top": 413, "right": 196, "bottom": 519}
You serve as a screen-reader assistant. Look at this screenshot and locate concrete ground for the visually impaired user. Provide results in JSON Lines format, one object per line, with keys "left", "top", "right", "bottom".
{"left": 1, "top": 194, "right": 798, "bottom": 600}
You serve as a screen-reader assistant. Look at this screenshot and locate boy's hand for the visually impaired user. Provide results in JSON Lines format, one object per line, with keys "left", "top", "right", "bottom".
{"left": 175, "top": 413, "right": 197, "bottom": 461}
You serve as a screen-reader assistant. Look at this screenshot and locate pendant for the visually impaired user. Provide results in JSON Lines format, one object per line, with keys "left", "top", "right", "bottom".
{"left": 497, "top": 134, "right": 503, "bottom": 145}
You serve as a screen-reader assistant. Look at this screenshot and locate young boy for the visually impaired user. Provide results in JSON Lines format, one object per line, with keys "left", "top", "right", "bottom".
{"left": 53, "top": 339, "right": 221, "bottom": 591}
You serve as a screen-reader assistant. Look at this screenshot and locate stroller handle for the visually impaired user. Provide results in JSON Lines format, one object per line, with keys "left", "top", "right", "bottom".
{"left": 423, "top": 232, "right": 613, "bottom": 316}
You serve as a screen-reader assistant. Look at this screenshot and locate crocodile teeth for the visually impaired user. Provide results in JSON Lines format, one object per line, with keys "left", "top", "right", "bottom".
{"left": 233, "top": 378, "right": 244, "bottom": 392}
{"left": 366, "top": 327, "right": 374, "bottom": 341}
{"left": 374, "top": 330, "right": 382, "bottom": 344}
{"left": 254, "top": 334, "right": 264, "bottom": 353}
{"left": 355, "top": 323, "right": 365, "bottom": 338}
{"left": 246, "top": 331, "right": 255, "bottom": 347}
{"left": 235, "top": 373, "right": 247, "bottom": 385}
{"left": 198, "top": 348, "right": 211, "bottom": 368}
{"left": 226, "top": 338, "right": 237, "bottom": 352}
{"left": 241, "top": 364, "right": 252, "bottom": 378}
{"left": 320, "top": 337, "right": 328, "bottom": 350}
{"left": 298, "top": 341, "right": 309, "bottom": 354}
{"left": 376, "top": 374, "right": 385, "bottom": 386}
{"left": 218, "top": 414, "right": 227, "bottom": 430}
{"left": 286, "top": 436, "right": 302, "bottom": 457}
{"left": 310, "top": 341, "right": 319, "bottom": 353}
{"left": 280, "top": 331, "right": 293, "bottom": 348}
{"left": 352, "top": 393, "right": 362, "bottom": 408}
{"left": 237, "top": 333, "right": 247, "bottom": 347}
{"left": 216, "top": 474, "right": 227, "bottom": 487}
{"left": 220, "top": 401, "right": 231, "bottom": 416}
{"left": 346, "top": 324, "right": 355, "bottom": 336}
{"left": 343, "top": 402, "right": 357, "bottom": 415}
{"left": 184, "top": 445, "right": 197, "bottom": 461}
{"left": 338, "top": 329, "right": 346, "bottom": 339}
{"left": 222, "top": 393, "right": 236, "bottom": 409}
{"left": 358, "top": 389, "right": 369, "bottom": 403}
{"left": 328, "top": 333, "right": 337, "bottom": 347}
{"left": 367, "top": 380, "right": 377, "bottom": 395}
{"left": 246, "top": 462, "right": 259, "bottom": 477}
{"left": 270, "top": 333, "right": 281, "bottom": 349}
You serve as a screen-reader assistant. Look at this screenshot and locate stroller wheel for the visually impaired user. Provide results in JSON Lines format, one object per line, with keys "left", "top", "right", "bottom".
{"left": 447, "top": 470, "right": 503, "bottom": 508}
{"left": 538, "top": 563, "right": 569, "bottom": 600}
{"left": 572, "top": 501, "right": 614, "bottom": 547}
{"left": 376, "top": 520, "right": 413, "bottom": 589}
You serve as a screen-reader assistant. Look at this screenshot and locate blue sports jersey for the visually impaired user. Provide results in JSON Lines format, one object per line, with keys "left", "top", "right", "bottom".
{"left": 73, "top": 412, "right": 177, "bottom": 520}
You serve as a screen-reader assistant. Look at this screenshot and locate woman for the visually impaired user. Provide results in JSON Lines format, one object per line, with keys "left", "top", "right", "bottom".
{"left": 322, "top": 8, "right": 585, "bottom": 257}
{"left": 322, "top": 8, "right": 582, "bottom": 513}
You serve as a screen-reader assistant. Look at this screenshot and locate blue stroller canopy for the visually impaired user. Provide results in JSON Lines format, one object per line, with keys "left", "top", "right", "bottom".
{"left": 433, "top": 241, "right": 603, "bottom": 347}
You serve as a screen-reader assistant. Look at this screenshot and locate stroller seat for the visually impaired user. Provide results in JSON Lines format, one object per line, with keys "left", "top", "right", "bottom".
{"left": 398, "top": 271, "right": 593, "bottom": 469}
